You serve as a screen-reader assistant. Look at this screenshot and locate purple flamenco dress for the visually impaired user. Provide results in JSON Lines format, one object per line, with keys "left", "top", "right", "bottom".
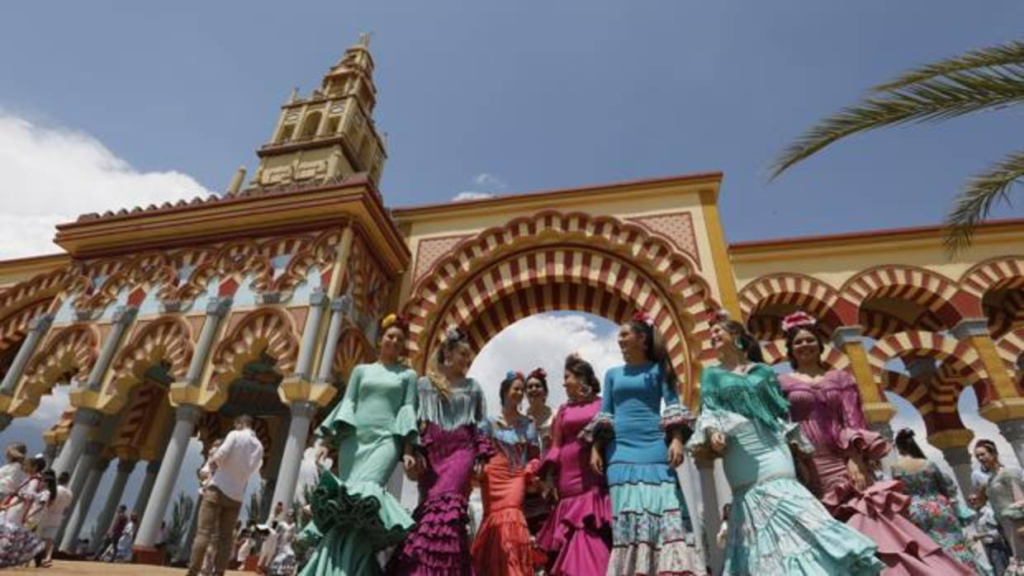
{"left": 781, "top": 370, "right": 975, "bottom": 576}
{"left": 536, "top": 398, "right": 613, "bottom": 576}
{"left": 388, "top": 377, "right": 491, "bottom": 576}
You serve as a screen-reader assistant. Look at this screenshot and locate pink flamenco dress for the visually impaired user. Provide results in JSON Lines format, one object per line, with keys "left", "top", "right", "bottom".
{"left": 387, "top": 377, "right": 493, "bottom": 576}
{"left": 536, "top": 398, "right": 613, "bottom": 576}
{"left": 780, "top": 370, "right": 976, "bottom": 576}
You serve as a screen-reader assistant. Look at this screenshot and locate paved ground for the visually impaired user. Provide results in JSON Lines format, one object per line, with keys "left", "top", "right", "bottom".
{"left": 3, "top": 560, "right": 251, "bottom": 574}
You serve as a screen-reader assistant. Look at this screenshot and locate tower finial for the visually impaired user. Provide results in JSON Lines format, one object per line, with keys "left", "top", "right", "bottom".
{"left": 358, "top": 31, "right": 372, "bottom": 47}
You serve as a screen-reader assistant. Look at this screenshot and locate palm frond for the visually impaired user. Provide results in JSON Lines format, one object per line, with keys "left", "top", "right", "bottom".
{"left": 944, "top": 150, "right": 1024, "bottom": 253}
{"left": 770, "top": 67, "right": 1024, "bottom": 180}
{"left": 874, "top": 40, "right": 1024, "bottom": 92}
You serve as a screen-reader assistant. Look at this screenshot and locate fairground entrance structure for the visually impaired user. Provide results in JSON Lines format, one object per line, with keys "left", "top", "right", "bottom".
{"left": 0, "top": 39, "right": 1022, "bottom": 565}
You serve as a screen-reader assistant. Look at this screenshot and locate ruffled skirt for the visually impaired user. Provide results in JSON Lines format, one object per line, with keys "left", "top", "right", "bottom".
{"left": 388, "top": 423, "right": 490, "bottom": 576}
{"left": 470, "top": 507, "right": 533, "bottom": 576}
{"left": 0, "top": 521, "right": 42, "bottom": 568}
{"left": 820, "top": 480, "right": 978, "bottom": 576}
{"left": 300, "top": 473, "right": 414, "bottom": 576}
{"left": 724, "top": 475, "right": 884, "bottom": 576}
{"left": 537, "top": 487, "right": 612, "bottom": 576}
{"left": 607, "top": 463, "right": 705, "bottom": 576}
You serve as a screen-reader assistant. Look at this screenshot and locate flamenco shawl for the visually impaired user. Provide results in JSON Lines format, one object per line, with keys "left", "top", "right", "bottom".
{"left": 702, "top": 365, "right": 790, "bottom": 432}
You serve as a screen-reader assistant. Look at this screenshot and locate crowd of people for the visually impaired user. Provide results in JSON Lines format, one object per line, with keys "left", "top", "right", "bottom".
{"left": 292, "top": 310, "right": 1024, "bottom": 576}
{"left": 3, "top": 307, "right": 1024, "bottom": 576}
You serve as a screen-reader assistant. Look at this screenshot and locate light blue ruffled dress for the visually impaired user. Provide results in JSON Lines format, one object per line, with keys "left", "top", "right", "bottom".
{"left": 300, "top": 362, "right": 419, "bottom": 576}
{"left": 687, "top": 364, "right": 884, "bottom": 576}
{"left": 582, "top": 361, "right": 705, "bottom": 575}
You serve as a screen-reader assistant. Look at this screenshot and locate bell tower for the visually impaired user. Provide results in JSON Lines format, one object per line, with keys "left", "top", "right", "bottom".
{"left": 249, "top": 33, "right": 387, "bottom": 189}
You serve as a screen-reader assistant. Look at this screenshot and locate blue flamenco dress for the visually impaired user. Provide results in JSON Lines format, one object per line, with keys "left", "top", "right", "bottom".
{"left": 687, "top": 365, "right": 884, "bottom": 576}
{"left": 582, "top": 362, "right": 705, "bottom": 575}
{"left": 300, "top": 362, "right": 419, "bottom": 576}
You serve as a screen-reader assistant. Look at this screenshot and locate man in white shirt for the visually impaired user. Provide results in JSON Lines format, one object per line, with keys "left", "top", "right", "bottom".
{"left": 186, "top": 415, "right": 264, "bottom": 576}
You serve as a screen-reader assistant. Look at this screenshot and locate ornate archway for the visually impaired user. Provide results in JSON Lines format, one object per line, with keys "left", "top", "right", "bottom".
{"left": 403, "top": 210, "right": 720, "bottom": 406}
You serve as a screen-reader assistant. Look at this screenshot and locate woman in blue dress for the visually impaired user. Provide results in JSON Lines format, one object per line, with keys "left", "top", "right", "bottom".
{"left": 584, "top": 312, "right": 705, "bottom": 575}
{"left": 686, "top": 317, "right": 883, "bottom": 576}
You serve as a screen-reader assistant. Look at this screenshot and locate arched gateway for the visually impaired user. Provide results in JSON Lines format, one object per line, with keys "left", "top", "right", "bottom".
{"left": 1, "top": 40, "right": 1023, "bottom": 572}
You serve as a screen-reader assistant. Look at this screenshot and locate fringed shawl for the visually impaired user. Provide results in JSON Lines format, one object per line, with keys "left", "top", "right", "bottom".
{"left": 699, "top": 364, "right": 789, "bottom": 431}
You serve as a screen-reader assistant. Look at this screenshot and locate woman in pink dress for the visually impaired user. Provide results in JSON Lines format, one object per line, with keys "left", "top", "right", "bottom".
{"left": 778, "top": 311, "right": 974, "bottom": 575}
{"left": 536, "top": 354, "right": 613, "bottom": 576}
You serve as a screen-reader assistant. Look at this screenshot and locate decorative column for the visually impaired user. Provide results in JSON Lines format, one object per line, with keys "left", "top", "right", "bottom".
{"left": 928, "top": 428, "right": 975, "bottom": 498}
{"left": 695, "top": 459, "right": 723, "bottom": 574}
{"left": 315, "top": 295, "right": 352, "bottom": 384}
{"left": 293, "top": 289, "right": 327, "bottom": 382}
{"left": 270, "top": 401, "right": 318, "bottom": 514}
{"left": 85, "top": 306, "right": 137, "bottom": 392}
{"left": 833, "top": 326, "right": 897, "bottom": 425}
{"left": 133, "top": 460, "right": 161, "bottom": 518}
{"left": 999, "top": 419, "right": 1024, "bottom": 469}
{"left": 60, "top": 457, "right": 110, "bottom": 554}
{"left": 0, "top": 314, "right": 54, "bottom": 397}
{"left": 53, "top": 408, "right": 103, "bottom": 477}
{"left": 134, "top": 404, "right": 203, "bottom": 552}
{"left": 90, "top": 459, "right": 137, "bottom": 554}
{"left": 135, "top": 297, "right": 230, "bottom": 562}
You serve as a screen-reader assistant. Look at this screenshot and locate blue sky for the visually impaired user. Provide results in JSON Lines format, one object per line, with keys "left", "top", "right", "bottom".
{"left": 1, "top": 1, "right": 1021, "bottom": 530}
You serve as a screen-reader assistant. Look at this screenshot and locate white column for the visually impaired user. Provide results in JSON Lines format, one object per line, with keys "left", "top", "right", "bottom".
{"left": 60, "top": 457, "right": 110, "bottom": 553}
{"left": 315, "top": 296, "right": 351, "bottom": 383}
{"left": 696, "top": 459, "right": 723, "bottom": 574}
{"left": 0, "top": 314, "right": 54, "bottom": 396}
{"left": 85, "top": 306, "right": 137, "bottom": 391}
{"left": 90, "top": 459, "right": 136, "bottom": 553}
{"left": 133, "top": 460, "right": 161, "bottom": 518}
{"left": 999, "top": 419, "right": 1024, "bottom": 469}
{"left": 941, "top": 446, "right": 974, "bottom": 499}
{"left": 270, "top": 401, "right": 317, "bottom": 513}
{"left": 293, "top": 290, "right": 327, "bottom": 381}
{"left": 53, "top": 408, "right": 103, "bottom": 478}
{"left": 135, "top": 405, "right": 202, "bottom": 548}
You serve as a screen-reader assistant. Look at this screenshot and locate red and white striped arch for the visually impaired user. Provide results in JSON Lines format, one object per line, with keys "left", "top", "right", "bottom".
{"left": 106, "top": 318, "right": 194, "bottom": 412}
{"left": 738, "top": 273, "right": 853, "bottom": 339}
{"left": 404, "top": 210, "right": 718, "bottom": 404}
{"left": 841, "top": 266, "right": 972, "bottom": 336}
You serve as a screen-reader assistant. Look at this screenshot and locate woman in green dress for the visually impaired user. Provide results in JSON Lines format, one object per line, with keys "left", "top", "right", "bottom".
{"left": 300, "top": 314, "right": 420, "bottom": 576}
{"left": 687, "top": 317, "right": 884, "bottom": 575}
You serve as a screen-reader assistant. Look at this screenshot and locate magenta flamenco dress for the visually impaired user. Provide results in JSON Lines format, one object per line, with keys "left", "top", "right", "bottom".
{"left": 388, "top": 377, "right": 491, "bottom": 576}
{"left": 780, "top": 370, "right": 975, "bottom": 576}
{"left": 536, "top": 398, "right": 613, "bottom": 576}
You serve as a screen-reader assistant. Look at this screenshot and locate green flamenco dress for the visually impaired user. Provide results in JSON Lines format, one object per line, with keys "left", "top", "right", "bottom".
{"left": 300, "top": 362, "right": 419, "bottom": 576}
{"left": 687, "top": 365, "right": 884, "bottom": 576}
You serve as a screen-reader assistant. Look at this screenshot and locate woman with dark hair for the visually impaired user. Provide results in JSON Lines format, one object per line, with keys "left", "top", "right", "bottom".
{"left": 891, "top": 428, "right": 987, "bottom": 573}
{"left": 975, "top": 439, "right": 1024, "bottom": 574}
{"left": 301, "top": 314, "right": 420, "bottom": 576}
{"left": 524, "top": 368, "right": 554, "bottom": 535}
{"left": 388, "top": 327, "right": 490, "bottom": 576}
{"left": 779, "top": 311, "right": 976, "bottom": 574}
{"left": 688, "top": 314, "right": 884, "bottom": 575}
{"left": 535, "top": 354, "right": 612, "bottom": 576}
{"left": 471, "top": 371, "right": 540, "bottom": 576}
{"left": 585, "top": 311, "right": 705, "bottom": 575}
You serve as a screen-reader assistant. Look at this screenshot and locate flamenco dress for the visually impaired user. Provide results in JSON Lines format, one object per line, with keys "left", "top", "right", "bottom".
{"left": 300, "top": 363, "right": 419, "bottom": 576}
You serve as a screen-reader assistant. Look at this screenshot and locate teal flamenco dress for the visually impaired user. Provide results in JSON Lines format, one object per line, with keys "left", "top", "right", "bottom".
{"left": 686, "top": 365, "right": 884, "bottom": 576}
{"left": 300, "top": 362, "right": 419, "bottom": 576}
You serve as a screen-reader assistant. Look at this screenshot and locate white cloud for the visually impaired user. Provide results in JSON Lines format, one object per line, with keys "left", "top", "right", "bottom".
{"left": 472, "top": 172, "right": 507, "bottom": 190}
{"left": 451, "top": 172, "right": 508, "bottom": 202}
{"left": 451, "top": 191, "right": 494, "bottom": 202}
{"left": 0, "top": 112, "right": 212, "bottom": 260}
{"left": 468, "top": 313, "right": 621, "bottom": 413}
